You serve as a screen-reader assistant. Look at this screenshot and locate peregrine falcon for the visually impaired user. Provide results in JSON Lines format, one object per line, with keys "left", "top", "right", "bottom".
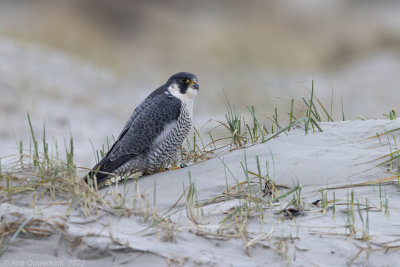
{"left": 84, "top": 72, "right": 199, "bottom": 186}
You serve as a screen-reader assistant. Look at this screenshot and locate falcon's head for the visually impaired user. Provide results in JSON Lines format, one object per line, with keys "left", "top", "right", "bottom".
{"left": 166, "top": 72, "right": 199, "bottom": 105}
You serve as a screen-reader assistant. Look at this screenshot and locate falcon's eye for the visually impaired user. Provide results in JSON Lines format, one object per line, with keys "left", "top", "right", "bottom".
{"left": 182, "top": 78, "right": 190, "bottom": 83}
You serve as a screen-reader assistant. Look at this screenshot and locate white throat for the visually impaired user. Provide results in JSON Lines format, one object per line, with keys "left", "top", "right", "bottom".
{"left": 167, "top": 83, "right": 197, "bottom": 115}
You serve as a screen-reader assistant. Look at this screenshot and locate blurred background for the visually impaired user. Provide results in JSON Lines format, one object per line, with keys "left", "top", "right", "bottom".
{"left": 1, "top": 0, "right": 400, "bottom": 166}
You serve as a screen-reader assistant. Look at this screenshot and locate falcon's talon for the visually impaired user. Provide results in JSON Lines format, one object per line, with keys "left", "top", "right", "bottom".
{"left": 168, "top": 166, "right": 183, "bottom": 170}
{"left": 155, "top": 168, "right": 168, "bottom": 173}
{"left": 180, "top": 163, "right": 187, "bottom": 168}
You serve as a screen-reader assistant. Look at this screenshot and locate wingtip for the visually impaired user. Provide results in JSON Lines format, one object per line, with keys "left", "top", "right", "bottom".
{"left": 83, "top": 169, "right": 111, "bottom": 188}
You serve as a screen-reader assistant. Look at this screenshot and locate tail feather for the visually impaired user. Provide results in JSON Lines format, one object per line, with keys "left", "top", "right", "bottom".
{"left": 83, "top": 168, "right": 111, "bottom": 187}
{"left": 83, "top": 154, "right": 114, "bottom": 186}
{"left": 83, "top": 154, "right": 133, "bottom": 187}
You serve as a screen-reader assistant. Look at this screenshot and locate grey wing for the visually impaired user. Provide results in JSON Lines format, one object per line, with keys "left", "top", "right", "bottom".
{"left": 117, "top": 85, "right": 167, "bottom": 140}
{"left": 100, "top": 94, "right": 182, "bottom": 171}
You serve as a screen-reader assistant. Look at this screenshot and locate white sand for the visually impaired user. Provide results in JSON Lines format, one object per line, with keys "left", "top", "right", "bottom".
{"left": 2, "top": 119, "right": 400, "bottom": 266}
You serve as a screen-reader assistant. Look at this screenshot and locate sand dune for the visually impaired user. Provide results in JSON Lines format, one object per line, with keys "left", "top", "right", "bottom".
{"left": 1, "top": 119, "right": 400, "bottom": 266}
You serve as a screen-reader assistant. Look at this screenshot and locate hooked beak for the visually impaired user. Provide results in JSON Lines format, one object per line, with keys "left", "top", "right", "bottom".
{"left": 190, "top": 81, "right": 199, "bottom": 90}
